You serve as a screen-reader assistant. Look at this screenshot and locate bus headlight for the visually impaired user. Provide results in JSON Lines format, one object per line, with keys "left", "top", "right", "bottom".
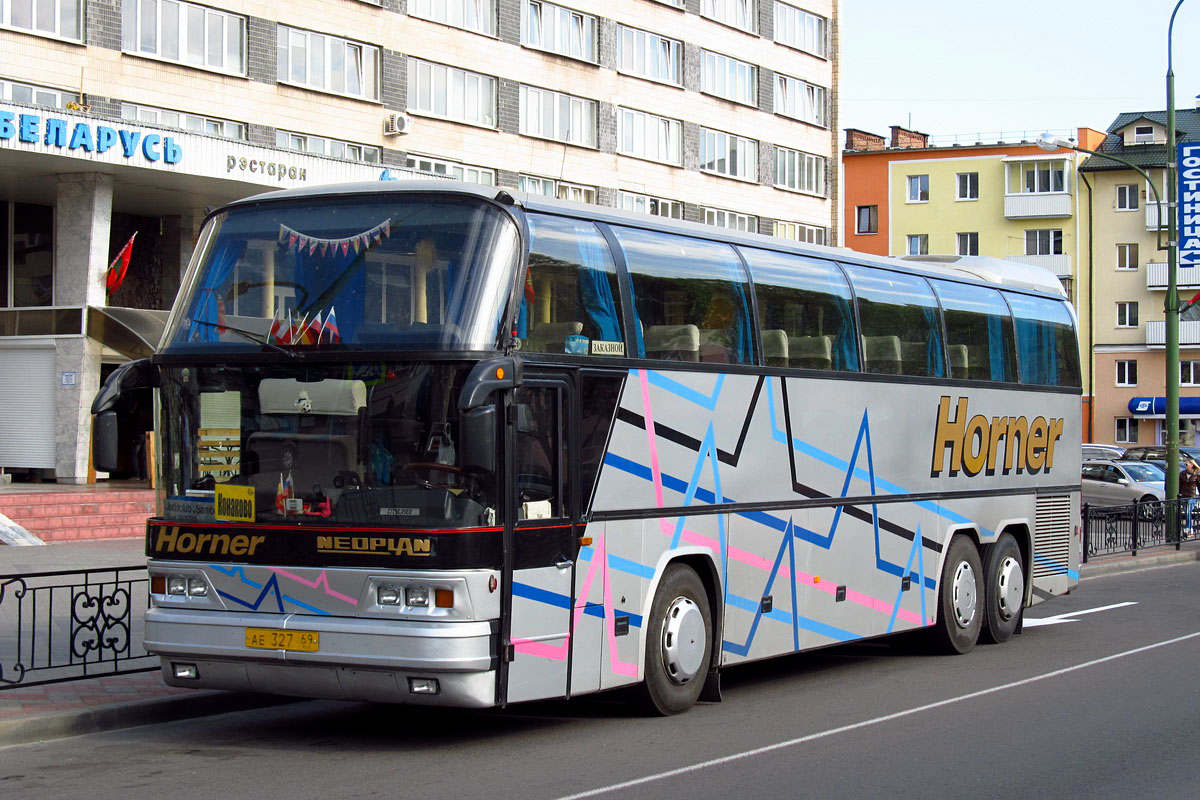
{"left": 378, "top": 585, "right": 402, "bottom": 605}
{"left": 405, "top": 586, "right": 430, "bottom": 607}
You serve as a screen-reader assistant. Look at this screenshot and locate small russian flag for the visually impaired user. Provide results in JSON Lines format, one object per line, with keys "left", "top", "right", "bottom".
{"left": 322, "top": 306, "right": 340, "bottom": 344}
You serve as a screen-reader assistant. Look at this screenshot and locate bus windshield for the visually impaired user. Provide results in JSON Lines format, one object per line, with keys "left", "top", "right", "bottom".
{"left": 163, "top": 194, "right": 521, "bottom": 354}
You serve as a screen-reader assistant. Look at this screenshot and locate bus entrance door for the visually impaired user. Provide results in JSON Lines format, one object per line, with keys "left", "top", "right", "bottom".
{"left": 505, "top": 378, "right": 578, "bottom": 704}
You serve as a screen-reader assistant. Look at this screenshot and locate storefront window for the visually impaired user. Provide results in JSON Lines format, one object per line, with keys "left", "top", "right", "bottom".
{"left": 11, "top": 203, "right": 53, "bottom": 307}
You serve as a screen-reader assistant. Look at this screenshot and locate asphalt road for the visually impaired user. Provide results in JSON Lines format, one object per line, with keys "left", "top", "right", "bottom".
{"left": 2, "top": 561, "right": 1198, "bottom": 800}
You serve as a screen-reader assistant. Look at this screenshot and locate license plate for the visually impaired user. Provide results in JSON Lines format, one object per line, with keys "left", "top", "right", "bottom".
{"left": 245, "top": 627, "right": 319, "bottom": 652}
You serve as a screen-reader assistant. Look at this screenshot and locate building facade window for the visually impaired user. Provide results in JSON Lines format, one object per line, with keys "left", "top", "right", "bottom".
{"left": 907, "top": 234, "right": 928, "bottom": 255}
{"left": 907, "top": 174, "right": 929, "bottom": 202}
{"left": 408, "top": 58, "right": 496, "bottom": 126}
{"left": 1116, "top": 417, "right": 1137, "bottom": 444}
{"left": 1182, "top": 360, "right": 1200, "bottom": 386}
{"left": 1015, "top": 160, "right": 1066, "bottom": 193}
{"left": 1116, "top": 301, "right": 1139, "bottom": 328}
{"left": 410, "top": 0, "right": 496, "bottom": 36}
{"left": 1025, "top": 228, "right": 1063, "bottom": 255}
{"left": 276, "top": 130, "right": 380, "bottom": 162}
{"left": 855, "top": 205, "right": 878, "bottom": 234}
{"left": 0, "top": 79, "right": 70, "bottom": 107}
{"left": 617, "top": 25, "right": 681, "bottom": 85}
{"left": 957, "top": 172, "right": 978, "bottom": 200}
{"left": 519, "top": 86, "right": 596, "bottom": 147}
{"left": 1, "top": 202, "right": 54, "bottom": 307}
{"left": 775, "top": 146, "right": 825, "bottom": 195}
{"left": 124, "top": 0, "right": 246, "bottom": 75}
{"left": 278, "top": 26, "right": 379, "bottom": 99}
{"left": 522, "top": 0, "right": 597, "bottom": 62}
{"left": 700, "top": 50, "right": 756, "bottom": 104}
{"left": 1116, "top": 183, "right": 1139, "bottom": 211}
{"left": 617, "top": 108, "right": 682, "bottom": 165}
{"left": 774, "top": 74, "right": 826, "bottom": 126}
{"left": 4, "top": 0, "right": 81, "bottom": 40}
{"left": 616, "top": 191, "right": 683, "bottom": 219}
{"left": 773, "top": 2, "right": 825, "bottom": 56}
{"left": 519, "top": 175, "right": 596, "bottom": 203}
{"left": 702, "top": 206, "right": 757, "bottom": 232}
{"left": 774, "top": 220, "right": 826, "bottom": 245}
{"left": 1116, "top": 359, "right": 1138, "bottom": 386}
{"left": 405, "top": 154, "right": 496, "bottom": 185}
{"left": 701, "top": 0, "right": 755, "bottom": 34}
{"left": 122, "top": 102, "right": 247, "bottom": 139}
{"left": 957, "top": 232, "right": 979, "bottom": 256}
{"left": 1117, "top": 243, "right": 1139, "bottom": 270}
{"left": 700, "top": 129, "right": 757, "bottom": 181}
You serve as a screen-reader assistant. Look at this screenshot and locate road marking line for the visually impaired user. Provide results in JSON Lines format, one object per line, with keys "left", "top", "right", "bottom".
{"left": 1023, "top": 601, "right": 1138, "bottom": 627}
{"left": 554, "top": 630, "right": 1200, "bottom": 800}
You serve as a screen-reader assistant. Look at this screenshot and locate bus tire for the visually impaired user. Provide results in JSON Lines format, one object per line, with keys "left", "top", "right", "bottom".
{"left": 637, "top": 563, "right": 712, "bottom": 716}
{"left": 980, "top": 533, "right": 1024, "bottom": 645}
{"left": 929, "top": 536, "right": 982, "bottom": 655}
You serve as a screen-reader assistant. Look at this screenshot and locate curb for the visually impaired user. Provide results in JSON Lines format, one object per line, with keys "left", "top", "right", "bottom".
{"left": 0, "top": 689, "right": 297, "bottom": 747}
{"left": 1079, "top": 547, "right": 1200, "bottom": 579}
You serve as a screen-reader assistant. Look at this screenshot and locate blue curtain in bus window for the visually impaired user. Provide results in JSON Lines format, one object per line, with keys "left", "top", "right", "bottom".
{"left": 1007, "top": 292, "right": 1077, "bottom": 385}
{"left": 987, "top": 315, "right": 1007, "bottom": 380}
{"left": 577, "top": 235, "right": 621, "bottom": 341}
{"left": 184, "top": 240, "right": 240, "bottom": 342}
{"left": 922, "top": 305, "right": 946, "bottom": 376}
{"left": 293, "top": 246, "right": 366, "bottom": 341}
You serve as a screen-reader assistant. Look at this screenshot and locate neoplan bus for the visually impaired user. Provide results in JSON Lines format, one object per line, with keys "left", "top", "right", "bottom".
{"left": 93, "top": 181, "right": 1082, "bottom": 715}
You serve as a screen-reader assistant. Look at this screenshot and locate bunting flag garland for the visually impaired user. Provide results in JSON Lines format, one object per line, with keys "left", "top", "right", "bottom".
{"left": 278, "top": 219, "right": 391, "bottom": 256}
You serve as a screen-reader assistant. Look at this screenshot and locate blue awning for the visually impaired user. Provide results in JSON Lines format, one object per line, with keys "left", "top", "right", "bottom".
{"left": 1128, "top": 396, "right": 1200, "bottom": 416}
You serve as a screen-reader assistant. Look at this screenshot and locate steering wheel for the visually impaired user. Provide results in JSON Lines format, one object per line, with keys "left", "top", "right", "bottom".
{"left": 400, "top": 462, "right": 466, "bottom": 491}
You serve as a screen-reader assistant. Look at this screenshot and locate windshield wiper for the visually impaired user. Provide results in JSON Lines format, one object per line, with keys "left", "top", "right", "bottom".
{"left": 188, "top": 318, "right": 299, "bottom": 359}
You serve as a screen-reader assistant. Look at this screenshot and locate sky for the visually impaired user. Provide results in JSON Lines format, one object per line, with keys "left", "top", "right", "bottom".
{"left": 840, "top": 1, "right": 1200, "bottom": 143}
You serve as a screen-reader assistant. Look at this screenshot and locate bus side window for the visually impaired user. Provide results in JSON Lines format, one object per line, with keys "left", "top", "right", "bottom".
{"left": 844, "top": 265, "right": 945, "bottom": 378}
{"left": 523, "top": 214, "right": 624, "bottom": 356}
{"left": 1005, "top": 292, "right": 1081, "bottom": 388}
{"left": 739, "top": 247, "right": 858, "bottom": 371}
{"left": 931, "top": 279, "right": 1017, "bottom": 382}
{"left": 612, "top": 226, "right": 755, "bottom": 365}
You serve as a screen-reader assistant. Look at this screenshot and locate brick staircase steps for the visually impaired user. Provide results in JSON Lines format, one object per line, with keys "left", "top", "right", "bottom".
{"left": 0, "top": 489, "right": 154, "bottom": 542}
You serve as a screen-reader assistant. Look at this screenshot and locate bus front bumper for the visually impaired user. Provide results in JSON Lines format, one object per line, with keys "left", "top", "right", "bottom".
{"left": 145, "top": 607, "right": 499, "bottom": 707}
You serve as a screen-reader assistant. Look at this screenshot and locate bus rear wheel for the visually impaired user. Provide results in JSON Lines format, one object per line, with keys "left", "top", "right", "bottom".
{"left": 980, "top": 533, "right": 1024, "bottom": 644}
{"left": 928, "top": 536, "right": 982, "bottom": 655}
{"left": 637, "top": 564, "right": 712, "bottom": 716}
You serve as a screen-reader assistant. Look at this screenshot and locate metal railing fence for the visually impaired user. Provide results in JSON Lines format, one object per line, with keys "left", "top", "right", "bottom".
{"left": 1082, "top": 498, "right": 1197, "bottom": 561}
{"left": 0, "top": 566, "right": 156, "bottom": 689}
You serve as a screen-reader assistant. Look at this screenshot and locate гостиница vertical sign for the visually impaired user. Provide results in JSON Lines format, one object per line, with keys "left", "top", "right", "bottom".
{"left": 1181, "top": 142, "right": 1200, "bottom": 269}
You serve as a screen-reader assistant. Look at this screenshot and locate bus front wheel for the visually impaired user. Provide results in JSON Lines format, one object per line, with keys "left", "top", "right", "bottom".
{"left": 637, "top": 564, "right": 712, "bottom": 716}
{"left": 980, "top": 533, "right": 1024, "bottom": 644}
{"left": 929, "top": 536, "right": 982, "bottom": 655}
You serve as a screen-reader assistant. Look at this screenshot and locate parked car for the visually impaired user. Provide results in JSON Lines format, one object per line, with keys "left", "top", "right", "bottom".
{"left": 1081, "top": 459, "right": 1166, "bottom": 509}
{"left": 1082, "top": 443, "right": 1125, "bottom": 460}
{"left": 1120, "top": 445, "right": 1200, "bottom": 471}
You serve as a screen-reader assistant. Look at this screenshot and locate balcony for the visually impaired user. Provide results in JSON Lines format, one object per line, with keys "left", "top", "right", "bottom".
{"left": 1145, "top": 202, "right": 1168, "bottom": 231}
{"left": 1146, "top": 320, "right": 1200, "bottom": 347}
{"left": 1003, "top": 192, "right": 1073, "bottom": 219}
{"left": 1005, "top": 254, "right": 1071, "bottom": 276}
{"left": 1146, "top": 262, "right": 1200, "bottom": 290}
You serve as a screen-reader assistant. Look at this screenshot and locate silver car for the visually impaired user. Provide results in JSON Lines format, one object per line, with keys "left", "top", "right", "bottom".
{"left": 1081, "top": 459, "right": 1166, "bottom": 508}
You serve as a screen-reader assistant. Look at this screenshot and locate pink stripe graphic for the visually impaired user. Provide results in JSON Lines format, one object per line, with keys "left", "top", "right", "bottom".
{"left": 269, "top": 568, "right": 358, "bottom": 605}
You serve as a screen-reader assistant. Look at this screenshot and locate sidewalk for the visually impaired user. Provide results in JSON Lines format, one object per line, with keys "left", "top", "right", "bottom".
{"left": 2, "top": 535, "right": 1199, "bottom": 747}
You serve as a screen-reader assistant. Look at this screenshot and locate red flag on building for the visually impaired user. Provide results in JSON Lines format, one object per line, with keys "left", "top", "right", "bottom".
{"left": 105, "top": 232, "right": 138, "bottom": 293}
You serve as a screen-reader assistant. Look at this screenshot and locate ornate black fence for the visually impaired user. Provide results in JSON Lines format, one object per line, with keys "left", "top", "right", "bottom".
{"left": 1082, "top": 498, "right": 1197, "bottom": 561}
{"left": 0, "top": 566, "right": 156, "bottom": 689}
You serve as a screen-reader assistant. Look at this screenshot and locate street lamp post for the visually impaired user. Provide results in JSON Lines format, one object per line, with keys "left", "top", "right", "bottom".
{"left": 1036, "top": 132, "right": 1178, "bottom": 505}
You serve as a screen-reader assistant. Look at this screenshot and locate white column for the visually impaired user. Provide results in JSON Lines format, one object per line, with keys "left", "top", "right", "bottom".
{"left": 54, "top": 173, "right": 113, "bottom": 483}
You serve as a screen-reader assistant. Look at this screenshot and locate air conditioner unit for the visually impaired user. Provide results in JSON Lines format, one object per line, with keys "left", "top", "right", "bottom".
{"left": 384, "top": 113, "right": 411, "bottom": 136}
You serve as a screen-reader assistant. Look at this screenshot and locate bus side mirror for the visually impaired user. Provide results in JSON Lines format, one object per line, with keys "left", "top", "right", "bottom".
{"left": 460, "top": 406, "right": 496, "bottom": 474}
{"left": 91, "top": 358, "right": 158, "bottom": 473}
{"left": 458, "top": 355, "right": 522, "bottom": 411}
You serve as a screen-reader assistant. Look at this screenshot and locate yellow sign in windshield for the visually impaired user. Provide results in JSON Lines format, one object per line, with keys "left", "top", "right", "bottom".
{"left": 215, "top": 483, "right": 255, "bottom": 522}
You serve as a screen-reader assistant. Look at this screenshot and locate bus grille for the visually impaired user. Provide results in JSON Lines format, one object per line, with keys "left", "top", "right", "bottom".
{"left": 1033, "top": 495, "right": 1073, "bottom": 578}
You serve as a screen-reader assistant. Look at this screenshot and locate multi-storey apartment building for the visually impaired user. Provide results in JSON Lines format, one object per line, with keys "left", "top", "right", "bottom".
{"left": 841, "top": 124, "right": 1106, "bottom": 434}
{"left": 0, "top": 0, "right": 840, "bottom": 483}
{"left": 1078, "top": 106, "right": 1200, "bottom": 449}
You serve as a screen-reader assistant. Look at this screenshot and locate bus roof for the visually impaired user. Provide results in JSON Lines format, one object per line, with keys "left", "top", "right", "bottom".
{"left": 217, "top": 180, "right": 1070, "bottom": 300}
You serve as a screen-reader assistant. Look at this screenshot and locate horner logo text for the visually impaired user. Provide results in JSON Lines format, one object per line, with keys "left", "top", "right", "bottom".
{"left": 316, "top": 536, "right": 434, "bottom": 557}
{"left": 930, "top": 396, "right": 1064, "bottom": 477}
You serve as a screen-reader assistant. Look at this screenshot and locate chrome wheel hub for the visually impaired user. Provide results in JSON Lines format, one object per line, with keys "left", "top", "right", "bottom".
{"left": 995, "top": 556, "right": 1024, "bottom": 621}
{"left": 660, "top": 596, "right": 706, "bottom": 685}
{"left": 951, "top": 560, "right": 978, "bottom": 629}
